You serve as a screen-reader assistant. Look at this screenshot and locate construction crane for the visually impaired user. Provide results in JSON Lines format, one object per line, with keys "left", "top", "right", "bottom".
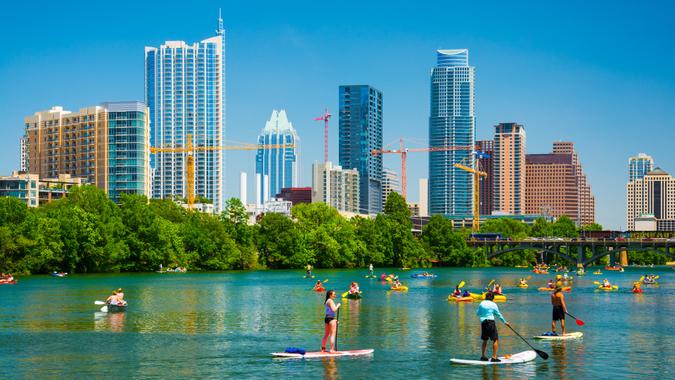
{"left": 313, "top": 109, "right": 332, "bottom": 163}
{"left": 371, "top": 138, "right": 475, "bottom": 199}
{"left": 454, "top": 154, "right": 488, "bottom": 232}
{"left": 150, "top": 134, "right": 295, "bottom": 209}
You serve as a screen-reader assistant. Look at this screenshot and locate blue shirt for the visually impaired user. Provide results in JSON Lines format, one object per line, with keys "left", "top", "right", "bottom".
{"left": 476, "top": 300, "right": 507, "bottom": 323}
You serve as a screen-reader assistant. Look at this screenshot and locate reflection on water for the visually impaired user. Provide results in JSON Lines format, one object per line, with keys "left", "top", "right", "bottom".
{"left": 0, "top": 268, "right": 672, "bottom": 378}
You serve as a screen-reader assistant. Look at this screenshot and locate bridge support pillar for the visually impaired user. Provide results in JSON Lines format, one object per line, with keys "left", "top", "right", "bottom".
{"left": 619, "top": 249, "right": 628, "bottom": 266}
{"left": 577, "top": 245, "right": 584, "bottom": 266}
{"left": 609, "top": 251, "right": 616, "bottom": 266}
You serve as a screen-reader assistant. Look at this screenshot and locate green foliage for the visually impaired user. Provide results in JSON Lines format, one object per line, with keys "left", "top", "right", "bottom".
{"left": 421, "top": 216, "right": 477, "bottom": 266}
{"left": 480, "top": 218, "right": 530, "bottom": 239}
{"left": 580, "top": 222, "right": 603, "bottom": 232}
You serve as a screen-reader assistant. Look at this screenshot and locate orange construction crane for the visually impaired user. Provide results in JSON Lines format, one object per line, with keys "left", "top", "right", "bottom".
{"left": 454, "top": 156, "right": 487, "bottom": 232}
{"left": 150, "top": 134, "right": 295, "bottom": 209}
{"left": 371, "top": 138, "right": 475, "bottom": 199}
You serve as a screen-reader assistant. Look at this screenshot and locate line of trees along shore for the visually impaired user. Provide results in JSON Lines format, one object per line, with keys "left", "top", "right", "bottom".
{"left": 0, "top": 186, "right": 666, "bottom": 274}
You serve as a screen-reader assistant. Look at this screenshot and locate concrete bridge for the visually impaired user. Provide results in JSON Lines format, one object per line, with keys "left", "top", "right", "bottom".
{"left": 468, "top": 238, "right": 675, "bottom": 267}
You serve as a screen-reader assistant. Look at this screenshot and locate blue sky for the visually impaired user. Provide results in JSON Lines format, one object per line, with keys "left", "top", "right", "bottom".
{"left": 1, "top": 0, "right": 673, "bottom": 229}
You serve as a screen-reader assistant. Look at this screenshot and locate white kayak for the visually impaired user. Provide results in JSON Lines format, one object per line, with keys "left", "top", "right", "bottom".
{"left": 533, "top": 332, "right": 583, "bottom": 340}
{"left": 272, "top": 349, "right": 374, "bottom": 359}
{"left": 450, "top": 350, "right": 537, "bottom": 365}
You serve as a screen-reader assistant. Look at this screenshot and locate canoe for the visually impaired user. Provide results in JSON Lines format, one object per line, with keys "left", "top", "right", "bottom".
{"left": 470, "top": 292, "right": 507, "bottom": 302}
{"left": 448, "top": 295, "right": 473, "bottom": 302}
{"left": 106, "top": 303, "right": 127, "bottom": 313}
{"left": 517, "top": 284, "right": 529, "bottom": 288}
{"left": 537, "top": 287, "right": 571, "bottom": 292}
{"left": 410, "top": 274, "right": 437, "bottom": 278}
{"left": 533, "top": 332, "right": 583, "bottom": 340}
{"left": 451, "top": 350, "right": 537, "bottom": 365}
{"left": 390, "top": 286, "right": 408, "bottom": 292}
{"left": 272, "top": 349, "right": 374, "bottom": 359}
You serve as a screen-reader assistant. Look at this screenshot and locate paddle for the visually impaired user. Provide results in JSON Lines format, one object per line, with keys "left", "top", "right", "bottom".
{"left": 341, "top": 291, "right": 349, "bottom": 298}
{"left": 505, "top": 324, "right": 549, "bottom": 360}
{"left": 457, "top": 280, "right": 466, "bottom": 289}
{"left": 94, "top": 301, "right": 106, "bottom": 305}
{"left": 335, "top": 307, "right": 340, "bottom": 351}
{"left": 565, "top": 311, "right": 585, "bottom": 326}
{"left": 485, "top": 279, "right": 495, "bottom": 292}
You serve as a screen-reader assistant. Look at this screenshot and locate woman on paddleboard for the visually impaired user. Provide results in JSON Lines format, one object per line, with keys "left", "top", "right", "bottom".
{"left": 551, "top": 286, "right": 567, "bottom": 335}
{"left": 321, "top": 290, "right": 341, "bottom": 353}
{"left": 476, "top": 292, "right": 510, "bottom": 362}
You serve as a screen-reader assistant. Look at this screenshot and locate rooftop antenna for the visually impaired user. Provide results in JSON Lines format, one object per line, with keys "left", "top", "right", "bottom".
{"left": 216, "top": 8, "right": 224, "bottom": 36}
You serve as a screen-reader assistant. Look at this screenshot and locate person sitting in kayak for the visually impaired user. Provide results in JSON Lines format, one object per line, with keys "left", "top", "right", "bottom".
{"left": 602, "top": 279, "right": 611, "bottom": 288}
{"left": 492, "top": 284, "right": 503, "bottom": 295}
{"left": 519, "top": 278, "right": 528, "bottom": 286}
{"left": 106, "top": 290, "right": 122, "bottom": 306}
{"left": 551, "top": 287, "right": 567, "bottom": 336}
{"left": 462, "top": 289, "right": 471, "bottom": 297}
{"left": 476, "top": 292, "right": 510, "bottom": 362}
{"left": 321, "top": 290, "right": 341, "bottom": 353}
{"left": 452, "top": 285, "right": 462, "bottom": 297}
{"left": 348, "top": 282, "right": 360, "bottom": 295}
{"left": 380, "top": 273, "right": 387, "bottom": 281}
{"left": 632, "top": 282, "right": 642, "bottom": 292}
{"left": 392, "top": 279, "right": 402, "bottom": 289}
{"left": 314, "top": 280, "right": 325, "bottom": 291}
{"left": 547, "top": 279, "right": 555, "bottom": 289}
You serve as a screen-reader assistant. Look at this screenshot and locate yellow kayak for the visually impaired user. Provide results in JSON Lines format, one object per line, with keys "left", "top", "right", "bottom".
{"left": 597, "top": 285, "right": 618, "bottom": 291}
{"left": 470, "top": 292, "right": 507, "bottom": 302}
{"left": 517, "top": 284, "right": 529, "bottom": 288}
{"left": 390, "top": 286, "right": 408, "bottom": 292}
{"left": 448, "top": 295, "right": 473, "bottom": 302}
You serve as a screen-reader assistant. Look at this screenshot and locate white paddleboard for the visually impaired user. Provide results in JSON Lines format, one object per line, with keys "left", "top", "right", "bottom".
{"left": 450, "top": 350, "right": 537, "bottom": 365}
{"left": 533, "top": 332, "right": 583, "bottom": 340}
{"left": 272, "top": 349, "right": 374, "bottom": 359}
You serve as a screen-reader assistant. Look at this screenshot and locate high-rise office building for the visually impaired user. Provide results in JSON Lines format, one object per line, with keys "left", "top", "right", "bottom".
{"left": 418, "top": 178, "right": 429, "bottom": 217}
{"left": 476, "top": 140, "right": 494, "bottom": 215}
{"left": 381, "top": 167, "right": 401, "bottom": 206}
{"left": 255, "top": 110, "right": 299, "bottom": 204}
{"left": 145, "top": 14, "right": 226, "bottom": 211}
{"left": 493, "top": 123, "right": 526, "bottom": 214}
{"left": 24, "top": 102, "right": 151, "bottom": 203}
{"left": 339, "top": 85, "right": 383, "bottom": 214}
{"left": 525, "top": 142, "right": 595, "bottom": 225}
{"left": 428, "top": 49, "right": 475, "bottom": 216}
{"left": 627, "top": 167, "right": 675, "bottom": 230}
{"left": 19, "top": 136, "right": 28, "bottom": 172}
{"left": 628, "top": 153, "right": 654, "bottom": 182}
{"left": 312, "top": 161, "right": 360, "bottom": 213}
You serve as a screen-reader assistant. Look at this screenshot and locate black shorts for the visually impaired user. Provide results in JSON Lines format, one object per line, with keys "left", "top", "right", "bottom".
{"left": 325, "top": 316, "right": 335, "bottom": 324}
{"left": 481, "top": 320, "right": 498, "bottom": 341}
{"left": 552, "top": 305, "right": 565, "bottom": 321}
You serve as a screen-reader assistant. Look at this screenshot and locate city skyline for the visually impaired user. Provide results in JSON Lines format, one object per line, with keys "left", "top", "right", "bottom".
{"left": 1, "top": 1, "right": 675, "bottom": 228}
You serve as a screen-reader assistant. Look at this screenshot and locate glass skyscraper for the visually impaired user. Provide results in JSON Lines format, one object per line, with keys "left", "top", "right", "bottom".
{"left": 339, "top": 85, "right": 383, "bottom": 214}
{"left": 145, "top": 14, "right": 226, "bottom": 211}
{"left": 255, "top": 110, "right": 299, "bottom": 203}
{"left": 428, "top": 49, "right": 475, "bottom": 216}
{"left": 628, "top": 153, "right": 654, "bottom": 182}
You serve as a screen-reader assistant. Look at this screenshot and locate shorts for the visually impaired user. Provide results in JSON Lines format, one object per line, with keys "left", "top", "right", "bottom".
{"left": 481, "top": 320, "right": 498, "bottom": 341}
{"left": 325, "top": 316, "right": 335, "bottom": 324}
{"left": 552, "top": 305, "right": 565, "bottom": 321}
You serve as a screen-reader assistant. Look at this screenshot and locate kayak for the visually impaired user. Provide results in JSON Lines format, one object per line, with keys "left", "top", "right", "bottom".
{"left": 517, "top": 284, "right": 529, "bottom": 288}
{"left": 345, "top": 292, "right": 362, "bottom": 299}
{"left": 605, "top": 266, "right": 623, "bottom": 271}
{"left": 470, "top": 292, "right": 507, "bottom": 302}
{"left": 314, "top": 288, "right": 325, "bottom": 292}
{"left": 272, "top": 349, "right": 374, "bottom": 359}
{"left": 538, "top": 287, "right": 571, "bottom": 292}
{"left": 410, "top": 274, "right": 437, "bottom": 278}
{"left": 532, "top": 270, "right": 549, "bottom": 275}
{"left": 632, "top": 289, "right": 643, "bottom": 293}
{"left": 390, "top": 286, "right": 408, "bottom": 292}
{"left": 597, "top": 285, "right": 618, "bottom": 291}
{"left": 450, "top": 350, "right": 537, "bottom": 365}
{"left": 0, "top": 280, "right": 17, "bottom": 285}
{"left": 593, "top": 272, "right": 603, "bottom": 275}
{"left": 533, "top": 332, "right": 583, "bottom": 340}
{"left": 106, "top": 303, "right": 127, "bottom": 313}
{"left": 448, "top": 295, "right": 473, "bottom": 302}
{"left": 51, "top": 272, "right": 68, "bottom": 277}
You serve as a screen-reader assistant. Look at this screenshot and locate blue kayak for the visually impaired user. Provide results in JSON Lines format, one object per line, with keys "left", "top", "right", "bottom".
{"left": 410, "top": 273, "right": 437, "bottom": 278}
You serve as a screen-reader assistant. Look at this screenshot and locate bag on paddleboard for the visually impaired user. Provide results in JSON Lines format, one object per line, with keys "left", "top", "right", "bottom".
{"left": 284, "top": 347, "right": 306, "bottom": 355}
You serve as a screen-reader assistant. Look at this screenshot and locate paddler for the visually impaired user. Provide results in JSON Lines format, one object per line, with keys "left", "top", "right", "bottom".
{"left": 602, "top": 279, "right": 611, "bottom": 288}
{"left": 368, "top": 263, "right": 374, "bottom": 276}
{"left": 306, "top": 264, "right": 313, "bottom": 277}
{"left": 519, "top": 278, "right": 528, "bottom": 286}
{"left": 547, "top": 279, "right": 554, "bottom": 289}
{"left": 314, "top": 280, "right": 324, "bottom": 291}
{"left": 106, "top": 290, "right": 119, "bottom": 306}
{"left": 392, "top": 278, "right": 402, "bottom": 289}
{"left": 452, "top": 285, "right": 462, "bottom": 297}
{"left": 492, "top": 284, "right": 503, "bottom": 295}
{"left": 348, "top": 282, "right": 360, "bottom": 295}
{"left": 551, "top": 286, "right": 567, "bottom": 336}
{"left": 321, "top": 290, "right": 341, "bottom": 353}
{"left": 632, "top": 282, "right": 641, "bottom": 292}
{"left": 476, "top": 292, "right": 510, "bottom": 362}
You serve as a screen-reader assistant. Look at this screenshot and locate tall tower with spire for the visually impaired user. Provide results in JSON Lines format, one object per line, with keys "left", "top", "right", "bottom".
{"left": 145, "top": 12, "right": 227, "bottom": 211}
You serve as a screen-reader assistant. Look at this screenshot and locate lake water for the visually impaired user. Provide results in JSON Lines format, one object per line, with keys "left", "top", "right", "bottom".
{"left": 0, "top": 267, "right": 672, "bottom": 379}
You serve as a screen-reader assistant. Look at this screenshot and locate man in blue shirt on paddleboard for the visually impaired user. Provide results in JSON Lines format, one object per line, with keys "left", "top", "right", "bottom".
{"left": 476, "top": 292, "right": 510, "bottom": 362}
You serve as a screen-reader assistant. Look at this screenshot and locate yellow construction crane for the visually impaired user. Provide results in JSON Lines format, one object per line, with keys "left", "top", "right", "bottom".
{"left": 150, "top": 134, "right": 295, "bottom": 209}
{"left": 454, "top": 156, "right": 487, "bottom": 232}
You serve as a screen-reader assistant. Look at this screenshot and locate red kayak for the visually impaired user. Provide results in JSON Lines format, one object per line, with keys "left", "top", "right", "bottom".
{"left": 632, "top": 289, "right": 643, "bottom": 293}
{"left": 314, "top": 288, "right": 325, "bottom": 292}
{"left": 0, "top": 279, "right": 17, "bottom": 285}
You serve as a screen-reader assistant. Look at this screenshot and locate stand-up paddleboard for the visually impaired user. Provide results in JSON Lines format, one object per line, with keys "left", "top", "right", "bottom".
{"left": 533, "top": 332, "right": 583, "bottom": 340}
{"left": 450, "top": 350, "right": 537, "bottom": 365}
{"left": 272, "top": 349, "right": 374, "bottom": 359}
